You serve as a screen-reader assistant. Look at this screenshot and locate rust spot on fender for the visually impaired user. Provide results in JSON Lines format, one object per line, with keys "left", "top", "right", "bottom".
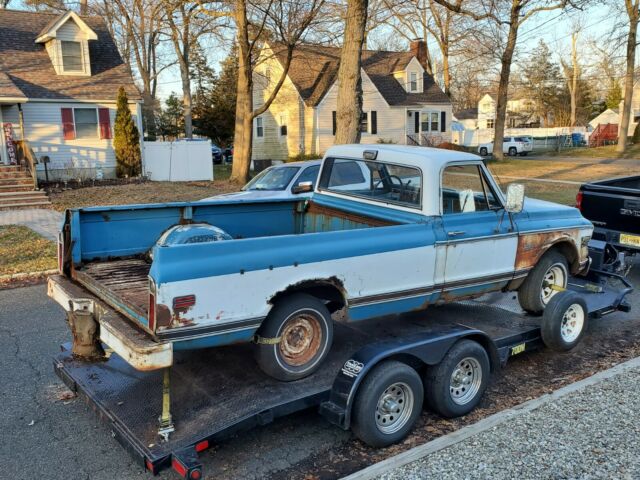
{"left": 155, "top": 304, "right": 172, "bottom": 328}
{"left": 515, "top": 229, "right": 580, "bottom": 271}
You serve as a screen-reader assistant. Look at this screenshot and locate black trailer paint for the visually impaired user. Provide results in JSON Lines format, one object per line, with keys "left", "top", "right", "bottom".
{"left": 53, "top": 273, "right": 631, "bottom": 479}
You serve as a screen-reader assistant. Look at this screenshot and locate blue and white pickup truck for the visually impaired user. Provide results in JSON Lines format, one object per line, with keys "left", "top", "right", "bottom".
{"left": 48, "top": 145, "right": 593, "bottom": 381}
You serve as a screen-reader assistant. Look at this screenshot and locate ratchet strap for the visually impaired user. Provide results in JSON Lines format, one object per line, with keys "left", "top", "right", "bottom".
{"left": 253, "top": 334, "right": 282, "bottom": 345}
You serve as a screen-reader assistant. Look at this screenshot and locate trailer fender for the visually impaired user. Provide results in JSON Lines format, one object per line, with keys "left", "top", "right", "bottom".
{"left": 319, "top": 326, "right": 498, "bottom": 429}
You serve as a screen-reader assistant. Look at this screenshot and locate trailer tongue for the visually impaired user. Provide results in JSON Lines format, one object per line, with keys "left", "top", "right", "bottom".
{"left": 53, "top": 266, "right": 631, "bottom": 479}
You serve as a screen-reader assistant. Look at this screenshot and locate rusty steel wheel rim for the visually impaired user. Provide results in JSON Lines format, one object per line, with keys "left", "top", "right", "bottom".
{"left": 279, "top": 312, "right": 323, "bottom": 367}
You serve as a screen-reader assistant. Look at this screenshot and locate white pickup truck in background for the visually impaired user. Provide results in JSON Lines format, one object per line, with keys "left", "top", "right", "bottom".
{"left": 478, "top": 136, "right": 533, "bottom": 157}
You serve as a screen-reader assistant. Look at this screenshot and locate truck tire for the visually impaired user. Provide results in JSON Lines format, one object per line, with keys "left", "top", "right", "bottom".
{"left": 480, "top": 147, "right": 488, "bottom": 156}
{"left": 254, "top": 293, "right": 333, "bottom": 382}
{"left": 541, "top": 291, "right": 588, "bottom": 351}
{"left": 351, "top": 361, "right": 424, "bottom": 447}
{"left": 424, "top": 340, "right": 489, "bottom": 418}
{"left": 509, "top": 146, "right": 517, "bottom": 156}
{"left": 518, "top": 249, "right": 569, "bottom": 315}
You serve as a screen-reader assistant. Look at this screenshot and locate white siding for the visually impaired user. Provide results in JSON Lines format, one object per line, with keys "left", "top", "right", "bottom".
{"left": 5, "top": 101, "right": 140, "bottom": 179}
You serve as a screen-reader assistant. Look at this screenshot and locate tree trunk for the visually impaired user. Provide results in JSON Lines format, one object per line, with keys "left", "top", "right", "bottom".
{"left": 335, "top": 0, "right": 369, "bottom": 144}
{"left": 492, "top": 1, "right": 521, "bottom": 161}
{"left": 442, "top": 43, "right": 450, "bottom": 96}
{"left": 231, "top": 0, "right": 253, "bottom": 183}
{"left": 618, "top": 0, "right": 639, "bottom": 153}
{"left": 180, "top": 62, "right": 194, "bottom": 138}
{"left": 569, "top": 32, "right": 578, "bottom": 127}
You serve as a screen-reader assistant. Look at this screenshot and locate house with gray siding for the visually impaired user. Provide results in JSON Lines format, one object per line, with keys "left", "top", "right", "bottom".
{"left": 252, "top": 41, "right": 453, "bottom": 162}
{"left": 0, "top": 9, "right": 142, "bottom": 180}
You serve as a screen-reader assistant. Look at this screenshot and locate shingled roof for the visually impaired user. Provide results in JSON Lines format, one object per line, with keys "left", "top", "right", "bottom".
{"left": 0, "top": 9, "right": 140, "bottom": 102}
{"left": 272, "top": 43, "right": 450, "bottom": 107}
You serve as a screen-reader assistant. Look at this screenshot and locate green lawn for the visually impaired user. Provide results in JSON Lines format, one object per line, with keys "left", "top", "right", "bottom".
{"left": 0, "top": 226, "right": 57, "bottom": 276}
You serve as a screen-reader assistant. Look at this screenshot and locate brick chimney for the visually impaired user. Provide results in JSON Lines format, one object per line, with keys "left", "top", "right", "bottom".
{"left": 409, "top": 40, "right": 428, "bottom": 68}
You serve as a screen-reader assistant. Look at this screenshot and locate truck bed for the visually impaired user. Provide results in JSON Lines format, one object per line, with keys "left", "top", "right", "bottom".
{"left": 73, "top": 259, "right": 151, "bottom": 323}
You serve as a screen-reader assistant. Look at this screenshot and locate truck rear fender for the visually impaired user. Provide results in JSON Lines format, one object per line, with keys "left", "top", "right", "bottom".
{"left": 268, "top": 277, "right": 347, "bottom": 313}
{"left": 319, "top": 329, "right": 498, "bottom": 429}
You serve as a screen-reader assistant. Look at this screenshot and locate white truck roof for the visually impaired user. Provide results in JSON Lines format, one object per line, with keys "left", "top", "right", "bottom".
{"left": 324, "top": 144, "right": 482, "bottom": 173}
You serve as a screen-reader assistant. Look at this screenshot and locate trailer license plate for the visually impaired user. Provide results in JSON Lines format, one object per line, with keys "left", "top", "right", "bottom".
{"left": 511, "top": 343, "right": 526, "bottom": 356}
{"left": 620, "top": 233, "right": 640, "bottom": 247}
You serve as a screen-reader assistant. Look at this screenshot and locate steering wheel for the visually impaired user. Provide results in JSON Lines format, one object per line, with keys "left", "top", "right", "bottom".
{"left": 374, "top": 175, "right": 404, "bottom": 190}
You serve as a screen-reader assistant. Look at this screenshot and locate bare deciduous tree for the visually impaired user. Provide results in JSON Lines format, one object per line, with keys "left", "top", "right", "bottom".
{"left": 560, "top": 26, "right": 580, "bottom": 127}
{"left": 335, "top": 0, "right": 369, "bottom": 144}
{"left": 617, "top": 0, "right": 640, "bottom": 153}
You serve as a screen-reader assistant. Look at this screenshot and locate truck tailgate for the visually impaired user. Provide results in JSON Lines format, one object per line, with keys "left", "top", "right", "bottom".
{"left": 581, "top": 177, "right": 640, "bottom": 236}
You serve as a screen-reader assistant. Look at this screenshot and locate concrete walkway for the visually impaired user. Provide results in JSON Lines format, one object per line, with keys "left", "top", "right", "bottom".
{"left": 0, "top": 208, "right": 62, "bottom": 241}
{"left": 347, "top": 356, "right": 640, "bottom": 480}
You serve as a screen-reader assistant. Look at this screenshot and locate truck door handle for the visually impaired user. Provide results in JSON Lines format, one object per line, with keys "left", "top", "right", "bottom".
{"left": 448, "top": 230, "right": 466, "bottom": 237}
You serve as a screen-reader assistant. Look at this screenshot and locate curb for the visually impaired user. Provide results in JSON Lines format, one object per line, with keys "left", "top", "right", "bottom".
{"left": 343, "top": 355, "right": 640, "bottom": 480}
{"left": 0, "top": 269, "right": 58, "bottom": 283}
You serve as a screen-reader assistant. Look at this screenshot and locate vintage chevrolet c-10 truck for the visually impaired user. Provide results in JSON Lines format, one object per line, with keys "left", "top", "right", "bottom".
{"left": 49, "top": 144, "right": 593, "bottom": 381}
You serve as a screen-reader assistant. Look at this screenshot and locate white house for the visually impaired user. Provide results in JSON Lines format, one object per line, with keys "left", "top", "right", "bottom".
{"left": 0, "top": 10, "right": 142, "bottom": 179}
{"left": 474, "top": 93, "right": 543, "bottom": 130}
{"left": 251, "top": 41, "right": 453, "bottom": 161}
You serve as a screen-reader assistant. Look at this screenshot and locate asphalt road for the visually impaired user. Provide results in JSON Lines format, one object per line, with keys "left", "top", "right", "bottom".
{"left": 1, "top": 264, "right": 639, "bottom": 480}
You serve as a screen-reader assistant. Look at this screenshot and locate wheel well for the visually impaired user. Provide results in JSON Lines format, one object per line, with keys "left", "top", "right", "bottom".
{"left": 547, "top": 241, "right": 579, "bottom": 274}
{"left": 269, "top": 278, "right": 347, "bottom": 313}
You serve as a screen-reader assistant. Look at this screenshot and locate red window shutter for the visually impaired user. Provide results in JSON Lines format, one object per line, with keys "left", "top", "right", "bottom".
{"left": 98, "top": 108, "right": 112, "bottom": 139}
{"left": 61, "top": 108, "right": 75, "bottom": 140}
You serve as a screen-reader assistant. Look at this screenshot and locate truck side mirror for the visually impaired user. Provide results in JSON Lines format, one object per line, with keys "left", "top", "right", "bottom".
{"left": 293, "top": 181, "right": 314, "bottom": 194}
{"left": 505, "top": 183, "right": 525, "bottom": 213}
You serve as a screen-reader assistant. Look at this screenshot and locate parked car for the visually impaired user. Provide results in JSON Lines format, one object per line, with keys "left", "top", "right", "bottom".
{"left": 49, "top": 144, "right": 593, "bottom": 382}
{"left": 577, "top": 175, "right": 640, "bottom": 262}
{"left": 478, "top": 136, "right": 533, "bottom": 156}
{"left": 211, "top": 144, "right": 223, "bottom": 164}
{"left": 223, "top": 146, "right": 233, "bottom": 163}
{"left": 202, "top": 160, "right": 322, "bottom": 201}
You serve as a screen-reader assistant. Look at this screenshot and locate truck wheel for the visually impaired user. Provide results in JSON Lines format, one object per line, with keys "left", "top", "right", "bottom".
{"left": 541, "top": 291, "right": 588, "bottom": 351}
{"left": 254, "top": 293, "right": 333, "bottom": 382}
{"left": 518, "top": 249, "right": 569, "bottom": 315}
{"left": 509, "top": 147, "right": 517, "bottom": 156}
{"left": 351, "top": 361, "right": 424, "bottom": 447}
{"left": 480, "top": 147, "right": 488, "bottom": 156}
{"left": 424, "top": 340, "right": 490, "bottom": 418}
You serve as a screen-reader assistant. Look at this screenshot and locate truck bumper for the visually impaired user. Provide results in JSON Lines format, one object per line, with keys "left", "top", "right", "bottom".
{"left": 48, "top": 275, "right": 172, "bottom": 371}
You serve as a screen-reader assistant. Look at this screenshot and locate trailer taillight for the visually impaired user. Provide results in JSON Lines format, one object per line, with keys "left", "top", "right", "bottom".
{"left": 576, "top": 191, "right": 583, "bottom": 211}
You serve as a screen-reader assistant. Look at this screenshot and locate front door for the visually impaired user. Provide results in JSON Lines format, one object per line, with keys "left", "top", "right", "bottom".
{"left": 436, "top": 163, "right": 518, "bottom": 297}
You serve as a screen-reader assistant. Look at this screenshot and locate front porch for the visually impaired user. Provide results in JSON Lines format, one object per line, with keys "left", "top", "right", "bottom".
{"left": 405, "top": 108, "right": 448, "bottom": 147}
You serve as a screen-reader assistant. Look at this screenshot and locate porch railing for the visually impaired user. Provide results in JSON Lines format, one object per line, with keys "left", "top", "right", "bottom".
{"left": 15, "top": 140, "right": 39, "bottom": 190}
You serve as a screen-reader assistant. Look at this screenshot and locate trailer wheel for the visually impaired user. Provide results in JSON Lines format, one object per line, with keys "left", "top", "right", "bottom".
{"left": 254, "top": 293, "right": 333, "bottom": 382}
{"left": 541, "top": 291, "right": 588, "bottom": 351}
{"left": 518, "top": 249, "right": 569, "bottom": 315}
{"left": 424, "top": 340, "right": 490, "bottom": 418}
{"left": 351, "top": 361, "right": 424, "bottom": 447}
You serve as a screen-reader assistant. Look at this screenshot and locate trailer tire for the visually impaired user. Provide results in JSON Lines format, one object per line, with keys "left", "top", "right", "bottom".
{"left": 541, "top": 291, "right": 588, "bottom": 351}
{"left": 254, "top": 293, "right": 333, "bottom": 382}
{"left": 424, "top": 340, "right": 489, "bottom": 418}
{"left": 351, "top": 361, "right": 424, "bottom": 447}
{"left": 518, "top": 249, "right": 569, "bottom": 315}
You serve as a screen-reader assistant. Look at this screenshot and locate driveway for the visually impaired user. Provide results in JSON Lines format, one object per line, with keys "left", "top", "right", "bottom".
{"left": 1, "top": 265, "right": 639, "bottom": 479}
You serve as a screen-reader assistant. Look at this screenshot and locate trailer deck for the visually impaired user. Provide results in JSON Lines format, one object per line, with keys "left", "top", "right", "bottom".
{"left": 53, "top": 274, "right": 631, "bottom": 479}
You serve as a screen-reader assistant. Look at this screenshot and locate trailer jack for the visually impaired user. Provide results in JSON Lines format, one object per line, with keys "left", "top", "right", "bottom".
{"left": 158, "top": 368, "right": 175, "bottom": 442}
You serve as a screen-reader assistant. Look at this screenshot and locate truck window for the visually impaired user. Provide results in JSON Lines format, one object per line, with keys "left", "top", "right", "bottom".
{"left": 442, "top": 164, "right": 501, "bottom": 214}
{"left": 295, "top": 165, "right": 320, "bottom": 187}
{"left": 320, "top": 158, "right": 422, "bottom": 209}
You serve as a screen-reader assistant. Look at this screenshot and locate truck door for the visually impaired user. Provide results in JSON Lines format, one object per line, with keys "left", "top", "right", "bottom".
{"left": 436, "top": 163, "right": 517, "bottom": 297}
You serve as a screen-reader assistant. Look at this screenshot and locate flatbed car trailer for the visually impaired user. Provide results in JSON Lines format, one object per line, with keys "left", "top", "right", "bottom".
{"left": 53, "top": 263, "right": 632, "bottom": 479}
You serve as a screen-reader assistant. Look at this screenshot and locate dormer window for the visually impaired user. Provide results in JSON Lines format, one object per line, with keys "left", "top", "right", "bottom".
{"left": 61, "top": 41, "right": 84, "bottom": 73}
{"left": 410, "top": 72, "right": 417, "bottom": 92}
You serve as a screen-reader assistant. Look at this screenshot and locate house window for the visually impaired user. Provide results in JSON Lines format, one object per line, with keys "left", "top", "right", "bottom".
{"left": 430, "top": 112, "right": 439, "bottom": 131}
{"left": 61, "top": 41, "right": 83, "bottom": 73}
{"left": 360, "top": 112, "right": 368, "bottom": 133}
{"left": 420, "top": 111, "right": 440, "bottom": 132}
{"left": 487, "top": 119, "right": 495, "bottom": 129}
{"left": 410, "top": 72, "right": 417, "bottom": 92}
{"left": 255, "top": 117, "right": 264, "bottom": 138}
{"left": 279, "top": 113, "right": 288, "bottom": 137}
{"left": 481, "top": 102, "right": 492, "bottom": 113}
{"left": 74, "top": 108, "right": 98, "bottom": 139}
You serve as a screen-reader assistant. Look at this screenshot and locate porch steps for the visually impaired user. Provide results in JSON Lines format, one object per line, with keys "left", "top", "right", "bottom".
{"left": 0, "top": 165, "right": 51, "bottom": 210}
